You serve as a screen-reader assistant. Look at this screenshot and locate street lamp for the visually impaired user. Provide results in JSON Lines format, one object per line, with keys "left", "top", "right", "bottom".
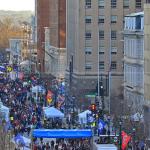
{"left": 119, "top": 120, "right": 122, "bottom": 150}
{"left": 38, "top": 62, "right": 41, "bottom": 78}
{"left": 132, "top": 127, "right": 136, "bottom": 150}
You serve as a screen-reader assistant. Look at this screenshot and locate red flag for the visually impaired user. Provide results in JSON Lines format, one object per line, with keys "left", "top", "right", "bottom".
{"left": 46, "top": 90, "right": 53, "bottom": 104}
{"left": 122, "top": 131, "right": 131, "bottom": 150}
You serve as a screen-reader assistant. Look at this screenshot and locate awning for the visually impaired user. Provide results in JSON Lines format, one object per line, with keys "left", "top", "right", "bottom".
{"left": 20, "top": 60, "right": 35, "bottom": 65}
{"left": 43, "top": 107, "right": 64, "bottom": 118}
{"left": 32, "top": 129, "right": 92, "bottom": 138}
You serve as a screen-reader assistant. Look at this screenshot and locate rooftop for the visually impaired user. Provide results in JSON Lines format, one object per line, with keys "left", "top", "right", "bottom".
{"left": 125, "top": 12, "right": 144, "bottom": 17}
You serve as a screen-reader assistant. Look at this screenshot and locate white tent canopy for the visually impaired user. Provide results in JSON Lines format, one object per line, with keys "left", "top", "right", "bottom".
{"left": 78, "top": 110, "right": 91, "bottom": 124}
{"left": 31, "top": 85, "right": 45, "bottom": 93}
{"left": 12, "top": 135, "right": 31, "bottom": 148}
{"left": 0, "top": 104, "right": 9, "bottom": 121}
{"left": 20, "top": 60, "right": 35, "bottom": 65}
{"left": 43, "top": 107, "right": 64, "bottom": 118}
{"left": 131, "top": 112, "right": 144, "bottom": 122}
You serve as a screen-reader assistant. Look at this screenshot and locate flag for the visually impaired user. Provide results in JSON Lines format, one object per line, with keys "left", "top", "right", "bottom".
{"left": 0, "top": 66, "right": 6, "bottom": 72}
{"left": 122, "top": 131, "right": 131, "bottom": 150}
{"left": 87, "top": 114, "right": 94, "bottom": 123}
{"left": 57, "top": 95, "right": 65, "bottom": 108}
{"left": 98, "top": 119, "right": 106, "bottom": 134}
{"left": 46, "top": 90, "right": 53, "bottom": 104}
{"left": 14, "top": 134, "right": 25, "bottom": 146}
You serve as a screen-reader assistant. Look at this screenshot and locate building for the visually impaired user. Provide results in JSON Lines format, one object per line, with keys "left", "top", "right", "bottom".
{"left": 44, "top": 27, "right": 66, "bottom": 79}
{"left": 123, "top": 12, "right": 144, "bottom": 113}
{"left": 36, "top": 0, "right": 66, "bottom": 73}
{"left": 7, "top": 38, "right": 22, "bottom": 65}
{"left": 66, "top": 0, "right": 145, "bottom": 111}
{"left": 144, "top": 1, "right": 150, "bottom": 146}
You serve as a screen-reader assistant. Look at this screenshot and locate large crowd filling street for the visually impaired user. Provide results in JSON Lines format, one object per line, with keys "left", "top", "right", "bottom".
{"left": 0, "top": 75, "right": 147, "bottom": 150}
{"left": 0, "top": 75, "right": 93, "bottom": 150}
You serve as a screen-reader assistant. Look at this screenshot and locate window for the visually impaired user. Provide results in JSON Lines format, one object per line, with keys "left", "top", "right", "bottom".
{"left": 99, "top": 30, "right": 104, "bottom": 39}
{"left": 85, "top": 16, "right": 92, "bottom": 24}
{"left": 111, "top": 15, "right": 117, "bottom": 23}
{"left": 124, "top": 0, "right": 129, "bottom": 8}
{"left": 111, "top": 47, "right": 117, "bottom": 54}
{"left": 99, "top": 16, "right": 105, "bottom": 24}
{"left": 85, "top": 47, "right": 92, "bottom": 54}
{"left": 85, "top": 0, "right": 91, "bottom": 8}
{"left": 85, "top": 31, "right": 91, "bottom": 40}
{"left": 111, "top": 31, "right": 117, "bottom": 40}
{"left": 111, "top": 0, "right": 117, "bottom": 8}
{"left": 98, "top": 0, "right": 105, "bottom": 8}
{"left": 111, "top": 61, "right": 117, "bottom": 69}
{"left": 85, "top": 62, "right": 92, "bottom": 70}
{"left": 136, "top": 0, "right": 142, "bottom": 8}
{"left": 99, "top": 61, "right": 105, "bottom": 70}
{"left": 99, "top": 46, "right": 105, "bottom": 54}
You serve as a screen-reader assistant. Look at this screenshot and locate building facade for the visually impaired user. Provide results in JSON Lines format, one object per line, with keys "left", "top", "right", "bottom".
{"left": 144, "top": 2, "right": 150, "bottom": 146}
{"left": 123, "top": 12, "right": 144, "bottom": 113}
{"left": 44, "top": 27, "right": 66, "bottom": 79}
{"left": 36, "top": 0, "right": 66, "bottom": 72}
{"left": 66, "top": 0, "right": 145, "bottom": 111}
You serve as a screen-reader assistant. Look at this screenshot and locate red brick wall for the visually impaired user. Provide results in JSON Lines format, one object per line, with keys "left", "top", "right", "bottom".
{"left": 58, "top": 0, "right": 66, "bottom": 48}
{"left": 37, "top": 0, "right": 66, "bottom": 72}
{"left": 37, "top": 0, "right": 50, "bottom": 72}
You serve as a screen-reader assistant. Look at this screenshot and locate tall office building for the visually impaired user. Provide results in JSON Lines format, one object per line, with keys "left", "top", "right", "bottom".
{"left": 36, "top": 0, "right": 66, "bottom": 72}
{"left": 123, "top": 12, "right": 144, "bottom": 113}
{"left": 144, "top": 1, "right": 150, "bottom": 145}
{"left": 66, "top": 0, "right": 144, "bottom": 111}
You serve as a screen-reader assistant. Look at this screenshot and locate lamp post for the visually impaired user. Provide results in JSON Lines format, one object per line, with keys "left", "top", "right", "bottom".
{"left": 132, "top": 127, "right": 136, "bottom": 150}
{"left": 119, "top": 120, "right": 122, "bottom": 150}
{"left": 38, "top": 62, "right": 41, "bottom": 78}
{"left": 72, "top": 96, "right": 75, "bottom": 127}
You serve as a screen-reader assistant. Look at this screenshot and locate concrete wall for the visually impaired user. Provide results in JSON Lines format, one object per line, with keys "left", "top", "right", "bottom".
{"left": 144, "top": 3, "right": 150, "bottom": 146}
{"left": 66, "top": 0, "right": 144, "bottom": 111}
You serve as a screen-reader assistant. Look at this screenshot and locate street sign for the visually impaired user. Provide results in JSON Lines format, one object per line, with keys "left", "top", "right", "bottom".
{"left": 85, "top": 94, "right": 96, "bottom": 98}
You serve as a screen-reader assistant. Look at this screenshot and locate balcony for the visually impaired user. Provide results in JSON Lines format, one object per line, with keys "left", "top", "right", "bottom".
{"left": 124, "top": 12, "right": 144, "bottom": 32}
{"left": 124, "top": 55, "right": 144, "bottom": 66}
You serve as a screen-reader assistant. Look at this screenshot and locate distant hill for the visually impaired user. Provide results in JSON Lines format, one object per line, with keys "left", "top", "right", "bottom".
{"left": 0, "top": 10, "right": 34, "bottom": 24}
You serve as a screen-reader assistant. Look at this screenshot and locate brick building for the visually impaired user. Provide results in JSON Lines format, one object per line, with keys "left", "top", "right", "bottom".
{"left": 36, "top": 0, "right": 66, "bottom": 72}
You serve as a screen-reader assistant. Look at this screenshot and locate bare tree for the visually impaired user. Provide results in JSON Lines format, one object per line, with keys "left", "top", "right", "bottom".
{"left": 0, "top": 17, "right": 22, "bottom": 49}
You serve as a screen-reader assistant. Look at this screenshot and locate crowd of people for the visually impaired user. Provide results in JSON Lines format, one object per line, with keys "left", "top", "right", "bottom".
{"left": 0, "top": 75, "right": 147, "bottom": 150}
{"left": 0, "top": 77, "right": 45, "bottom": 136}
{"left": 0, "top": 76, "right": 92, "bottom": 150}
{"left": 0, "top": 76, "right": 65, "bottom": 149}
{"left": 32, "top": 138, "right": 91, "bottom": 150}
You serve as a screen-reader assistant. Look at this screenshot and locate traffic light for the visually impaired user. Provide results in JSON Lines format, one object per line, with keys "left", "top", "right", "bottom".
{"left": 96, "top": 81, "right": 105, "bottom": 96}
{"left": 100, "top": 85, "right": 104, "bottom": 96}
{"left": 90, "top": 104, "right": 96, "bottom": 112}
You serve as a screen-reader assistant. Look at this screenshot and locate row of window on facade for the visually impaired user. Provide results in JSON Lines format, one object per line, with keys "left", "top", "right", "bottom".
{"left": 124, "top": 63, "right": 143, "bottom": 87}
{"left": 124, "top": 37, "right": 144, "bottom": 59}
{"left": 85, "top": 15, "right": 118, "bottom": 24}
{"left": 85, "top": 30, "right": 117, "bottom": 40}
{"left": 85, "top": 0, "right": 142, "bottom": 9}
{"left": 85, "top": 46, "right": 117, "bottom": 55}
{"left": 124, "top": 16, "right": 144, "bottom": 30}
{"left": 85, "top": 61, "right": 117, "bottom": 70}
{"left": 124, "top": 89, "right": 144, "bottom": 110}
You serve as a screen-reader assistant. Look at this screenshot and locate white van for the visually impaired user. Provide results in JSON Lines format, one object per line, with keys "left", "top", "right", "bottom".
{"left": 93, "top": 143, "right": 118, "bottom": 150}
